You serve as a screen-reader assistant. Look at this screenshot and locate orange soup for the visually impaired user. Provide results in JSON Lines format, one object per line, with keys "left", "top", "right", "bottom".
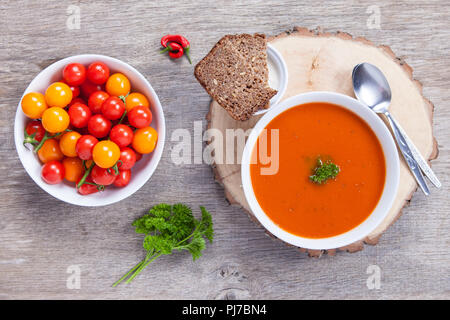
{"left": 250, "top": 102, "right": 386, "bottom": 238}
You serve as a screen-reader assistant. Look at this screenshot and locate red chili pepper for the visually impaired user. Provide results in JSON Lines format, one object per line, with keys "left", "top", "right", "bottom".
{"left": 160, "top": 35, "right": 173, "bottom": 48}
{"left": 160, "top": 42, "right": 184, "bottom": 59}
{"left": 168, "top": 43, "right": 184, "bottom": 59}
{"left": 160, "top": 34, "right": 191, "bottom": 64}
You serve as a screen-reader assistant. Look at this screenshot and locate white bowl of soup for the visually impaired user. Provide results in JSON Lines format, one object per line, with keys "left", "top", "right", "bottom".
{"left": 241, "top": 92, "right": 400, "bottom": 250}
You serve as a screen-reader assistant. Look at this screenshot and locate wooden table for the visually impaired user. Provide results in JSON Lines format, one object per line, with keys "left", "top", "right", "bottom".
{"left": 0, "top": 0, "right": 448, "bottom": 299}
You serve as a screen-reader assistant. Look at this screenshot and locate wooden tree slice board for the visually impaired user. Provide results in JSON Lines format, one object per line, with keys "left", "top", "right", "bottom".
{"left": 207, "top": 27, "right": 438, "bottom": 256}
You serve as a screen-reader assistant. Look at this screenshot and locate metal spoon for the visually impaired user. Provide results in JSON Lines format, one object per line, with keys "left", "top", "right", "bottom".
{"left": 352, "top": 62, "right": 441, "bottom": 195}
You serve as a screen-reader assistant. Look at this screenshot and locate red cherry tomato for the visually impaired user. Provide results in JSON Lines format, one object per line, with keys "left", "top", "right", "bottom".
{"left": 119, "top": 147, "right": 136, "bottom": 170}
{"left": 101, "top": 96, "right": 125, "bottom": 120}
{"left": 87, "top": 114, "right": 111, "bottom": 138}
{"left": 75, "top": 135, "right": 98, "bottom": 160}
{"left": 25, "top": 120, "right": 45, "bottom": 142}
{"left": 77, "top": 176, "right": 99, "bottom": 195}
{"left": 63, "top": 63, "right": 86, "bottom": 86}
{"left": 109, "top": 124, "right": 133, "bottom": 148}
{"left": 87, "top": 90, "right": 109, "bottom": 114}
{"left": 134, "top": 151, "right": 143, "bottom": 162}
{"left": 68, "top": 102, "right": 91, "bottom": 128}
{"left": 68, "top": 97, "right": 86, "bottom": 108}
{"left": 67, "top": 84, "right": 80, "bottom": 99}
{"left": 41, "top": 160, "right": 65, "bottom": 184}
{"left": 127, "top": 105, "right": 152, "bottom": 128}
{"left": 91, "top": 165, "right": 117, "bottom": 185}
{"left": 113, "top": 169, "right": 131, "bottom": 187}
{"left": 86, "top": 62, "right": 110, "bottom": 85}
{"left": 81, "top": 80, "right": 104, "bottom": 99}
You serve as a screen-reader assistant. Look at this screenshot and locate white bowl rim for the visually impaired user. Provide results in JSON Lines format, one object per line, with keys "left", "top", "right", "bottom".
{"left": 241, "top": 91, "right": 400, "bottom": 250}
{"left": 14, "top": 54, "right": 166, "bottom": 207}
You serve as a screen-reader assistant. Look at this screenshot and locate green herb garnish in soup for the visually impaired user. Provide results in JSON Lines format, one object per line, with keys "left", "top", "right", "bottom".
{"left": 309, "top": 158, "right": 340, "bottom": 184}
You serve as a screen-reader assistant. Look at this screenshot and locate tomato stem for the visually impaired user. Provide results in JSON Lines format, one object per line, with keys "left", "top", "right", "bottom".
{"left": 118, "top": 110, "right": 127, "bottom": 124}
{"left": 33, "top": 130, "right": 69, "bottom": 153}
{"left": 23, "top": 130, "right": 39, "bottom": 149}
{"left": 83, "top": 182, "right": 105, "bottom": 191}
{"left": 118, "top": 94, "right": 128, "bottom": 104}
{"left": 76, "top": 161, "right": 96, "bottom": 189}
{"left": 112, "top": 162, "right": 121, "bottom": 175}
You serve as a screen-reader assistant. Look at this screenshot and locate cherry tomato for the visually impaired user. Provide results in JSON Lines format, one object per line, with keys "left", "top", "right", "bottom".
{"left": 91, "top": 165, "right": 117, "bottom": 185}
{"left": 134, "top": 151, "right": 143, "bottom": 162}
{"left": 106, "top": 73, "right": 130, "bottom": 97}
{"left": 109, "top": 124, "right": 133, "bottom": 148}
{"left": 101, "top": 96, "right": 125, "bottom": 120}
{"left": 81, "top": 80, "right": 104, "bottom": 99}
{"left": 76, "top": 126, "right": 90, "bottom": 136}
{"left": 119, "top": 147, "right": 136, "bottom": 170}
{"left": 68, "top": 97, "right": 86, "bottom": 108}
{"left": 41, "top": 107, "right": 70, "bottom": 133}
{"left": 128, "top": 105, "right": 152, "bottom": 128}
{"left": 21, "top": 92, "right": 48, "bottom": 119}
{"left": 45, "top": 82, "right": 73, "bottom": 108}
{"left": 41, "top": 160, "right": 65, "bottom": 184}
{"left": 68, "top": 102, "right": 91, "bottom": 128}
{"left": 113, "top": 169, "right": 131, "bottom": 187}
{"left": 86, "top": 61, "right": 110, "bottom": 85}
{"left": 68, "top": 85, "right": 80, "bottom": 98}
{"left": 88, "top": 90, "right": 109, "bottom": 114}
{"left": 76, "top": 135, "right": 98, "bottom": 160}
{"left": 63, "top": 63, "right": 86, "bottom": 86}
{"left": 59, "top": 131, "right": 81, "bottom": 157}
{"left": 77, "top": 176, "right": 99, "bottom": 195}
{"left": 92, "top": 140, "right": 120, "bottom": 168}
{"left": 125, "top": 92, "right": 149, "bottom": 112}
{"left": 25, "top": 120, "right": 45, "bottom": 142}
{"left": 38, "top": 139, "right": 64, "bottom": 163}
{"left": 132, "top": 126, "right": 158, "bottom": 154}
{"left": 62, "top": 157, "right": 84, "bottom": 182}
{"left": 87, "top": 114, "right": 111, "bottom": 138}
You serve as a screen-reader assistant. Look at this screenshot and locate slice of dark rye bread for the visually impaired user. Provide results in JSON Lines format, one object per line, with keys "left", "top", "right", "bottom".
{"left": 194, "top": 34, "right": 277, "bottom": 121}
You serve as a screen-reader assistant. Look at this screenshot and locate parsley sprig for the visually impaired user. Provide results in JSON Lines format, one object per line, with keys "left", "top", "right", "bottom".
{"left": 113, "top": 203, "right": 214, "bottom": 286}
{"left": 309, "top": 158, "right": 340, "bottom": 184}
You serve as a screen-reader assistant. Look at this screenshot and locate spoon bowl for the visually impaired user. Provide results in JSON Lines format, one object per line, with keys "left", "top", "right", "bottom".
{"left": 352, "top": 63, "right": 391, "bottom": 113}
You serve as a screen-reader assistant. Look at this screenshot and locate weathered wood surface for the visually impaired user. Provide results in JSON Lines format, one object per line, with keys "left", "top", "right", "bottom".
{"left": 0, "top": 0, "right": 448, "bottom": 299}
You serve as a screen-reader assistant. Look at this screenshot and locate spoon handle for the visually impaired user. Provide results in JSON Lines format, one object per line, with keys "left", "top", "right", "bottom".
{"left": 392, "top": 118, "right": 441, "bottom": 188}
{"left": 385, "top": 112, "right": 430, "bottom": 195}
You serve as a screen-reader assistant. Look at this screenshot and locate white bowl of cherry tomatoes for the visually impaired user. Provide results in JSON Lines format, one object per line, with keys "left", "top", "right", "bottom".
{"left": 14, "top": 54, "right": 165, "bottom": 206}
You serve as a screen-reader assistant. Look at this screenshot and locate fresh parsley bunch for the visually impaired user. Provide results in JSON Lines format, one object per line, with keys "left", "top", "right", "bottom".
{"left": 113, "top": 203, "right": 214, "bottom": 286}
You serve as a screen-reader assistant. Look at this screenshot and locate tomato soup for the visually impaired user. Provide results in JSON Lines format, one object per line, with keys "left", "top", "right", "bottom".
{"left": 250, "top": 102, "right": 386, "bottom": 238}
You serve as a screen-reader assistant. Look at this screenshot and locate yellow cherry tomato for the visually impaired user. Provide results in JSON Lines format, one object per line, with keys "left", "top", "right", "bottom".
{"left": 21, "top": 92, "right": 48, "bottom": 119}
{"left": 38, "top": 138, "right": 64, "bottom": 163}
{"left": 45, "top": 82, "right": 73, "bottom": 108}
{"left": 92, "top": 140, "right": 120, "bottom": 168}
{"left": 125, "top": 92, "right": 150, "bottom": 112}
{"left": 41, "top": 107, "right": 70, "bottom": 133}
{"left": 106, "top": 73, "right": 130, "bottom": 97}
{"left": 59, "top": 131, "right": 81, "bottom": 157}
{"left": 62, "top": 157, "right": 84, "bottom": 182}
{"left": 132, "top": 126, "right": 158, "bottom": 154}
